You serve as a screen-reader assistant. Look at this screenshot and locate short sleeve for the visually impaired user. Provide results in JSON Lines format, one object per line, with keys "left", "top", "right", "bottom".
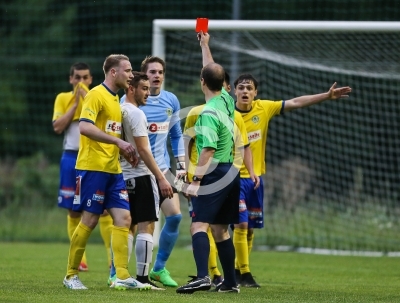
{"left": 260, "top": 100, "right": 284, "bottom": 120}
{"left": 195, "top": 109, "right": 220, "bottom": 149}
{"left": 52, "top": 94, "right": 67, "bottom": 122}
{"left": 80, "top": 90, "right": 102, "bottom": 123}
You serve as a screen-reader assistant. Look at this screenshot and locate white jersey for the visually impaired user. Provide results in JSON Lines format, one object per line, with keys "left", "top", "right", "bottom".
{"left": 120, "top": 102, "right": 152, "bottom": 179}
{"left": 63, "top": 120, "right": 80, "bottom": 150}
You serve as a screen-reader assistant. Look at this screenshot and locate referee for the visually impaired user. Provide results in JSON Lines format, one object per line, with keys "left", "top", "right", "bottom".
{"left": 176, "top": 31, "right": 240, "bottom": 294}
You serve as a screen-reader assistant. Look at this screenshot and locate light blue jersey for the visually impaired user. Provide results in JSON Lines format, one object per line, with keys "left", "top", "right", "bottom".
{"left": 120, "top": 91, "right": 184, "bottom": 171}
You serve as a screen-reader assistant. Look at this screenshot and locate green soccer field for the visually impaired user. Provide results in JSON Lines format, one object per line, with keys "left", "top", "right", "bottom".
{"left": 1, "top": 242, "right": 399, "bottom": 302}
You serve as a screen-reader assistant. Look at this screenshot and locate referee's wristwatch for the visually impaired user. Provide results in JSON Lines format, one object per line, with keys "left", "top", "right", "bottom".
{"left": 192, "top": 176, "right": 202, "bottom": 182}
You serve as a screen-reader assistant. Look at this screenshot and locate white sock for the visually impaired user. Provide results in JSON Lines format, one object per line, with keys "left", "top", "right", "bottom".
{"left": 135, "top": 233, "right": 153, "bottom": 277}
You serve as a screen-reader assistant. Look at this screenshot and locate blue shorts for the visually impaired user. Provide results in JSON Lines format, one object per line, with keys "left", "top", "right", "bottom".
{"left": 57, "top": 150, "right": 78, "bottom": 210}
{"left": 238, "top": 177, "right": 264, "bottom": 228}
{"left": 191, "top": 164, "right": 240, "bottom": 225}
{"left": 72, "top": 170, "right": 130, "bottom": 215}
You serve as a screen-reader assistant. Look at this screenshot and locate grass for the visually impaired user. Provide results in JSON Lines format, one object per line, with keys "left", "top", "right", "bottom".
{"left": 1, "top": 242, "right": 400, "bottom": 302}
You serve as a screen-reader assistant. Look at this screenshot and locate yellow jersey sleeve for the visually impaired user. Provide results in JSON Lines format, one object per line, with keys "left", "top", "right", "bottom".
{"left": 52, "top": 93, "right": 68, "bottom": 122}
{"left": 184, "top": 105, "right": 204, "bottom": 181}
{"left": 79, "top": 90, "right": 103, "bottom": 123}
{"left": 233, "top": 112, "right": 249, "bottom": 170}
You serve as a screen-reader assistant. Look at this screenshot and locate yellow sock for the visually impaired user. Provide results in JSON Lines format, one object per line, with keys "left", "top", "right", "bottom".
{"left": 112, "top": 226, "right": 130, "bottom": 280}
{"left": 207, "top": 227, "right": 221, "bottom": 277}
{"left": 67, "top": 215, "right": 87, "bottom": 265}
{"left": 99, "top": 214, "right": 113, "bottom": 265}
{"left": 247, "top": 232, "right": 254, "bottom": 258}
{"left": 66, "top": 222, "right": 92, "bottom": 278}
{"left": 233, "top": 228, "right": 249, "bottom": 274}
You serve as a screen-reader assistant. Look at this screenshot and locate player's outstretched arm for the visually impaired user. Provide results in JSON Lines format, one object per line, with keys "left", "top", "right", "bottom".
{"left": 198, "top": 31, "right": 214, "bottom": 67}
{"left": 284, "top": 82, "right": 352, "bottom": 113}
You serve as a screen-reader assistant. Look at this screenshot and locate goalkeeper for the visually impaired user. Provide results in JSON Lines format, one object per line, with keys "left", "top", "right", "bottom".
{"left": 233, "top": 74, "right": 351, "bottom": 287}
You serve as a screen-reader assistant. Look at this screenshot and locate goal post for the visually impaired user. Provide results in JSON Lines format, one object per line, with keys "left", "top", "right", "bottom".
{"left": 152, "top": 20, "right": 400, "bottom": 253}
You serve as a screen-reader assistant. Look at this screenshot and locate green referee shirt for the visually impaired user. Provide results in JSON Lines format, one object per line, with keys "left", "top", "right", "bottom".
{"left": 195, "top": 88, "right": 235, "bottom": 163}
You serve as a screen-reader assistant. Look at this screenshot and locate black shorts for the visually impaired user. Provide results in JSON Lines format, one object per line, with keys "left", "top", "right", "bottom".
{"left": 191, "top": 163, "right": 240, "bottom": 225}
{"left": 157, "top": 169, "right": 178, "bottom": 205}
{"left": 125, "top": 175, "right": 159, "bottom": 225}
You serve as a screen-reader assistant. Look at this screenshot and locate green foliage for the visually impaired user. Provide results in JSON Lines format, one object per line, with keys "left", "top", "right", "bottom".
{"left": 1, "top": 243, "right": 400, "bottom": 302}
{"left": 0, "top": 153, "right": 59, "bottom": 210}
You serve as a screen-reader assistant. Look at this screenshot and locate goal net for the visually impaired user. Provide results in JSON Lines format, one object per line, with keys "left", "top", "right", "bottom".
{"left": 153, "top": 20, "right": 400, "bottom": 254}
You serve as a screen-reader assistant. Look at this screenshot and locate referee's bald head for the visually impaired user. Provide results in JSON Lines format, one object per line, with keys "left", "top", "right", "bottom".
{"left": 201, "top": 63, "right": 225, "bottom": 92}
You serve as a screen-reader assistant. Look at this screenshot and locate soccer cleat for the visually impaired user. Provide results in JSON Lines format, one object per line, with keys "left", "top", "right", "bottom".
{"left": 111, "top": 277, "right": 152, "bottom": 291}
{"left": 211, "top": 275, "right": 223, "bottom": 287}
{"left": 63, "top": 275, "right": 88, "bottom": 290}
{"left": 78, "top": 262, "right": 88, "bottom": 272}
{"left": 235, "top": 269, "right": 241, "bottom": 286}
{"left": 150, "top": 267, "right": 178, "bottom": 287}
{"left": 209, "top": 283, "right": 240, "bottom": 293}
{"left": 176, "top": 275, "right": 212, "bottom": 294}
{"left": 107, "top": 274, "right": 116, "bottom": 287}
{"left": 240, "top": 272, "right": 260, "bottom": 288}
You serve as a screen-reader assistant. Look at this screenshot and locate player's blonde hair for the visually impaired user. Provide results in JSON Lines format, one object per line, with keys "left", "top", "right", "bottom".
{"left": 103, "top": 54, "right": 130, "bottom": 74}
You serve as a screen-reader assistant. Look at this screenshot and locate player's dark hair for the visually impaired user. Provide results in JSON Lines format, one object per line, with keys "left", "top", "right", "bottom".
{"left": 70, "top": 62, "right": 90, "bottom": 76}
{"left": 224, "top": 71, "right": 230, "bottom": 85}
{"left": 125, "top": 72, "right": 149, "bottom": 93}
{"left": 234, "top": 74, "right": 259, "bottom": 90}
{"left": 200, "top": 63, "right": 225, "bottom": 92}
{"left": 141, "top": 56, "right": 166, "bottom": 73}
{"left": 103, "top": 54, "right": 130, "bottom": 74}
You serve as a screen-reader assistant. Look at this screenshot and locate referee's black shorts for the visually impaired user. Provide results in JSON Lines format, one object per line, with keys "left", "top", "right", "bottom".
{"left": 191, "top": 163, "right": 240, "bottom": 225}
{"left": 125, "top": 175, "right": 159, "bottom": 225}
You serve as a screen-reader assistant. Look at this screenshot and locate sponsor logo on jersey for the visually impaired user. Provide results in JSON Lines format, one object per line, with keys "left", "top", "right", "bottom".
{"left": 119, "top": 190, "right": 129, "bottom": 201}
{"left": 166, "top": 108, "right": 173, "bottom": 117}
{"left": 251, "top": 115, "right": 260, "bottom": 124}
{"left": 106, "top": 120, "right": 122, "bottom": 134}
{"left": 247, "top": 130, "right": 261, "bottom": 143}
{"left": 148, "top": 122, "right": 169, "bottom": 134}
{"left": 92, "top": 190, "right": 105, "bottom": 203}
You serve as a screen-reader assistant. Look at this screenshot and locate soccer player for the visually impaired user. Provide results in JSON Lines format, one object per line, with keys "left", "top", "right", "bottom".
{"left": 176, "top": 31, "right": 240, "bottom": 294}
{"left": 183, "top": 71, "right": 260, "bottom": 287}
{"left": 139, "top": 56, "right": 185, "bottom": 287}
{"left": 233, "top": 75, "right": 351, "bottom": 287}
{"left": 52, "top": 62, "right": 113, "bottom": 272}
{"left": 108, "top": 72, "right": 174, "bottom": 290}
{"left": 62, "top": 54, "right": 149, "bottom": 291}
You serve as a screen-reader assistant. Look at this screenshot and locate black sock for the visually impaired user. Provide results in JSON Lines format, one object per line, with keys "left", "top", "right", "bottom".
{"left": 192, "top": 231, "right": 210, "bottom": 278}
{"left": 136, "top": 275, "right": 148, "bottom": 283}
{"left": 216, "top": 238, "right": 236, "bottom": 287}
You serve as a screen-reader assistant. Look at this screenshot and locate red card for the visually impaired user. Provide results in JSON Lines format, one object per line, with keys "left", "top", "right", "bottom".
{"left": 196, "top": 18, "right": 209, "bottom": 33}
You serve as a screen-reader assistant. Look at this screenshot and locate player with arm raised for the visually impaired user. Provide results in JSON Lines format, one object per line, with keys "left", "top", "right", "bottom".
{"left": 52, "top": 62, "right": 113, "bottom": 272}
{"left": 233, "top": 74, "right": 351, "bottom": 287}
{"left": 108, "top": 72, "right": 173, "bottom": 290}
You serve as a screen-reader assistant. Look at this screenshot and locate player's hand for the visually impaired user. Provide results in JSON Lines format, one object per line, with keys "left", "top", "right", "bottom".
{"left": 185, "top": 181, "right": 200, "bottom": 197}
{"left": 158, "top": 177, "right": 174, "bottom": 199}
{"left": 198, "top": 31, "right": 210, "bottom": 46}
{"left": 328, "top": 82, "right": 352, "bottom": 100}
{"left": 251, "top": 174, "right": 260, "bottom": 190}
{"left": 118, "top": 140, "right": 138, "bottom": 167}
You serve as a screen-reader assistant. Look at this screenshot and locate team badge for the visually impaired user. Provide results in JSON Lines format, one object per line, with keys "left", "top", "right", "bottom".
{"left": 166, "top": 108, "right": 173, "bottom": 117}
{"left": 252, "top": 115, "right": 260, "bottom": 124}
